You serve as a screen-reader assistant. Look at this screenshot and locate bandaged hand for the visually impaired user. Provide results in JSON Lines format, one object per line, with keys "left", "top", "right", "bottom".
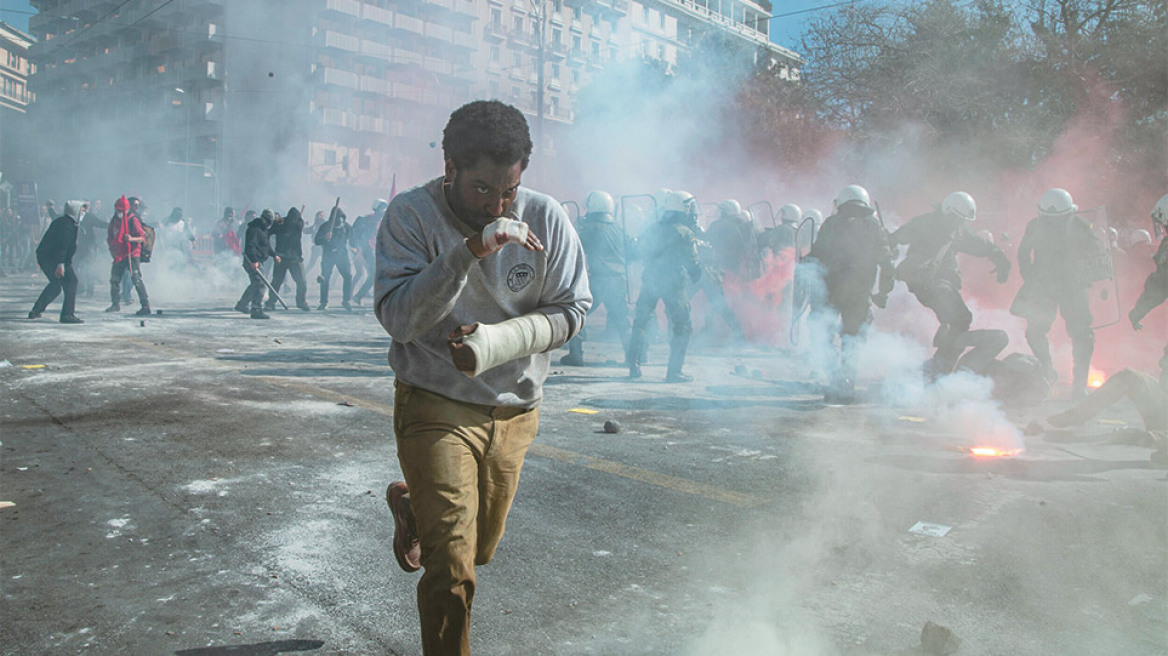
{"left": 471, "top": 217, "right": 543, "bottom": 257}
{"left": 447, "top": 313, "right": 555, "bottom": 377}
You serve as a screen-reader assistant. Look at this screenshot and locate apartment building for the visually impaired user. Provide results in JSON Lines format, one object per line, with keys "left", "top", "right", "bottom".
{"left": 2, "top": 21, "right": 37, "bottom": 196}
{"left": 25, "top": 0, "right": 799, "bottom": 214}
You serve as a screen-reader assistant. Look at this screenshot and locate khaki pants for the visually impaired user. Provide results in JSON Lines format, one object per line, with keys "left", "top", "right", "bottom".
{"left": 393, "top": 382, "right": 539, "bottom": 656}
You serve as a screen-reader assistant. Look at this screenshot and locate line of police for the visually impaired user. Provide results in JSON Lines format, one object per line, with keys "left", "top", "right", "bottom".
{"left": 562, "top": 185, "right": 1168, "bottom": 403}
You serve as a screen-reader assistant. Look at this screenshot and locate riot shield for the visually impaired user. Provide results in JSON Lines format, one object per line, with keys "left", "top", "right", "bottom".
{"left": 748, "top": 200, "right": 776, "bottom": 228}
{"left": 561, "top": 200, "right": 581, "bottom": 227}
{"left": 619, "top": 193, "right": 658, "bottom": 303}
{"left": 789, "top": 216, "right": 819, "bottom": 345}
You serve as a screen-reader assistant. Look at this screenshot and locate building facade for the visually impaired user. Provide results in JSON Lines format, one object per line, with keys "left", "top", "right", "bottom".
{"left": 1, "top": 21, "right": 37, "bottom": 202}
{"left": 26, "top": 0, "right": 800, "bottom": 219}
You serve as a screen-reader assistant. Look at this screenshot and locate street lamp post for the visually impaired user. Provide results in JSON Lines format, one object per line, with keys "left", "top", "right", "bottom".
{"left": 175, "top": 87, "right": 190, "bottom": 214}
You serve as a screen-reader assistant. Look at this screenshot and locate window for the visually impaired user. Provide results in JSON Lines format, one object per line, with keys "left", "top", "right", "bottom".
{"left": 490, "top": 8, "right": 501, "bottom": 25}
{"left": 513, "top": 16, "right": 524, "bottom": 34}
{"left": 490, "top": 45, "right": 500, "bottom": 62}
{"left": 572, "top": 35, "right": 581, "bottom": 51}
{"left": 591, "top": 41, "right": 600, "bottom": 57}
{"left": 550, "top": 63, "right": 560, "bottom": 79}
{"left": 512, "top": 51, "right": 522, "bottom": 67}
{"left": 550, "top": 96, "right": 559, "bottom": 116}
{"left": 551, "top": 28, "right": 561, "bottom": 45}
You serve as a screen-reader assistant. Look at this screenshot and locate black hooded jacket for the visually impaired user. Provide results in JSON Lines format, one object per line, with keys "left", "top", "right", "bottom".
{"left": 273, "top": 208, "right": 305, "bottom": 261}
{"left": 36, "top": 213, "right": 79, "bottom": 270}
{"left": 244, "top": 216, "right": 273, "bottom": 264}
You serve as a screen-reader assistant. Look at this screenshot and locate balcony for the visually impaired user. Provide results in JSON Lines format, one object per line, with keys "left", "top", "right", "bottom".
{"left": 360, "top": 39, "right": 393, "bottom": 61}
{"left": 324, "top": 0, "right": 360, "bottom": 18}
{"left": 358, "top": 114, "right": 385, "bottom": 134}
{"left": 323, "top": 30, "right": 360, "bottom": 53}
{"left": 322, "top": 107, "right": 356, "bottom": 129}
{"left": 424, "top": 22, "right": 453, "bottom": 44}
{"left": 452, "top": 30, "right": 476, "bottom": 50}
{"left": 322, "top": 67, "right": 358, "bottom": 89}
{"left": 395, "top": 15, "right": 425, "bottom": 36}
{"left": 359, "top": 75, "right": 389, "bottom": 95}
{"left": 483, "top": 22, "right": 507, "bottom": 41}
{"left": 545, "top": 40, "right": 567, "bottom": 60}
{"left": 362, "top": 3, "right": 394, "bottom": 27}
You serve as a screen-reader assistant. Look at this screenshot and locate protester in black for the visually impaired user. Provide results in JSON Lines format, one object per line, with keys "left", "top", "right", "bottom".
{"left": 29, "top": 200, "right": 85, "bottom": 323}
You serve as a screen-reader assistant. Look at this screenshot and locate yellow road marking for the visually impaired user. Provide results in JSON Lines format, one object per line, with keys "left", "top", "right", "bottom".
{"left": 130, "top": 339, "right": 767, "bottom": 508}
{"left": 568, "top": 408, "right": 599, "bottom": 415}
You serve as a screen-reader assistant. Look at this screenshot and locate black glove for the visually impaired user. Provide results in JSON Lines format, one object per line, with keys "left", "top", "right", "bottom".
{"left": 871, "top": 292, "right": 888, "bottom": 309}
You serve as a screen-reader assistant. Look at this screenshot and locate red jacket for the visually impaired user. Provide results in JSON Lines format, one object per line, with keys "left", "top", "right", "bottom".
{"left": 107, "top": 196, "right": 144, "bottom": 261}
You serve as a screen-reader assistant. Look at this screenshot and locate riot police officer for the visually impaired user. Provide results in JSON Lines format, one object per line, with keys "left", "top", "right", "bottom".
{"left": 561, "top": 190, "right": 631, "bottom": 366}
{"left": 802, "top": 185, "right": 895, "bottom": 402}
{"left": 1010, "top": 188, "right": 1103, "bottom": 399}
{"left": 627, "top": 190, "right": 702, "bottom": 382}
{"left": 889, "top": 191, "right": 1011, "bottom": 376}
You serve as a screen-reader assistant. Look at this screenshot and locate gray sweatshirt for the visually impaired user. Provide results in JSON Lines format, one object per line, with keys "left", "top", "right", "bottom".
{"left": 375, "top": 176, "right": 592, "bottom": 408}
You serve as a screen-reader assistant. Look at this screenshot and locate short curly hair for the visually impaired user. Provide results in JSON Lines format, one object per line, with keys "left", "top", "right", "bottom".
{"left": 442, "top": 100, "right": 533, "bottom": 171}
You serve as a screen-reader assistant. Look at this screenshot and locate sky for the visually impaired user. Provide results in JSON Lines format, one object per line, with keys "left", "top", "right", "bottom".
{"left": 1, "top": 0, "right": 34, "bottom": 33}
{"left": 1, "top": 0, "right": 825, "bottom": 48}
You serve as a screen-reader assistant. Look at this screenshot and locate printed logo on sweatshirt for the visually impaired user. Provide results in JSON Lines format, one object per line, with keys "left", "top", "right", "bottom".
{"left": 507, "top": 263, "right": 535, "bottom": 292}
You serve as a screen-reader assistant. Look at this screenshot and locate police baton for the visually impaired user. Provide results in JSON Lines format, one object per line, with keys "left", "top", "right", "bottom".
{"left": 253, "top": 263, "right": 289, "bottom": 310}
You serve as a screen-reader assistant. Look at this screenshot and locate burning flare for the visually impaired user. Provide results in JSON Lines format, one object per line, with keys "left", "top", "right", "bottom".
{"left": 967, "top": 446, "right": 1023, "bottom": 457}
{"left": 1087, "top": 368, "right": 1107, "bottom": 389}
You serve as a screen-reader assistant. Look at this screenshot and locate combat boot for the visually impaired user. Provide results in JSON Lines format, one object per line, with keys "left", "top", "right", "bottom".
{"left": 135, "top": 306, "right": 152, "bottom": 317}
{"left": 665, "top": 335, "right": 693, "bottom": 383}
{"left": 105, "top": 303, "right": 121, "bottom": 313}
{"left": 250, "top": 309, "right": 271, "bottom": 320}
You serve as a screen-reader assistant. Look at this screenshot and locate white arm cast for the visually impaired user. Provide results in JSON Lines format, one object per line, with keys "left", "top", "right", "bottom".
{"left": 460, "top": 312, "right": 555, "bottom": 377}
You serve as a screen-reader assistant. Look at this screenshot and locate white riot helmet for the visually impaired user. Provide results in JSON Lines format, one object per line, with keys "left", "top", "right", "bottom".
{"left": 803, "top": 208, "right": 823, "bottom": 225}
{"left": 1127, "top": 229, "right": 1152, "bottom": 248}
{"left": 740, "top": 208, "right": 755, "bottom": 225}
{"left": 373, "top": 198, "right": 389, "bottom": 213}
{"left": 663, "top": 190, "right": 696, "bottom": 215}
{"left": 942, "top": 191, "right": 976, "bottom": 221}
{"left": 834, "top": 185, "right": 871, "bottom": 211}
{"left": 585, "top": 190, "right": 615, "bottom": 215}
{"left": 719, "top": 199, "right": 742, "bottom": 218}
{"left": 1038, "top": 188, "right": 1077, "bottom": 216}
{"left": 1152, "top": 194, "right": 1168, "bottom": 227}
{"left": 654, "top": 188, "right": 673, "bottom": 217}
{"left": 778, "top": 203, "right": 801, "bottom": 224}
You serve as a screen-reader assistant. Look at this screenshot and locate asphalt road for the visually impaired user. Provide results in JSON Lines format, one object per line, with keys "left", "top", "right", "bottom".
{"left": 1, "top": 271, "right": 1165, "bottom": 656}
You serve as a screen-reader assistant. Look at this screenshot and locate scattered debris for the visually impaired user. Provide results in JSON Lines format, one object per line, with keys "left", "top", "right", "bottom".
{"left": 273, "top": 338, "right": 282, "bottom": 344}
{"left": 568, "top": 408, "right": 598, "bottom": 415}
{"left": 603, "top": 420, "right": 622, "bottom": 434}
{"left": 908, "top": 522, "right": 952, "bottom": 538}
{"left": 0, "top": 502, "right": 14, "bottom": 510}
{"left": 21, "top": 364, "right": 45, "bottom": 370}
{"left": 1023, "top": 420, "right": 1045, "bottom": 436}
{"left": 1097, "top": 419, "right": 1126, "bottom": 426}
{"left": 0, "top": 360, "right": 11, "bottom": 368}
{"left": 216, "top": 348, "right": 235, "bottom": 354}
{"left": 898, "top": 416, "right": 927, "bottom": 423}
{"left": 920, "top": 620, "right": 961, "bottom": 655}
{"left": 733, "top": 364, "right": 747, "bottom": 375}
{"left": 155, "top": 309, "right": 163, "bottom": 315}
{"left": 138, "top": 320, "right": 145, "bottom": 327}
{"left": 337, "top": 401, "right": 354, "bottom": 407}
